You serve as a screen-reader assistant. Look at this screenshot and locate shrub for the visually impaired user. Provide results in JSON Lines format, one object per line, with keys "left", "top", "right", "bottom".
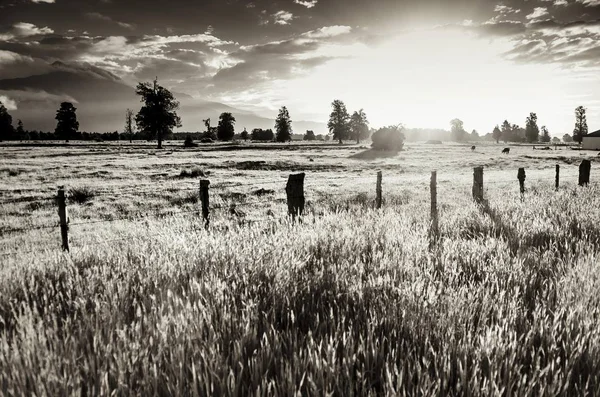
{"left": 179, "top": 168, "right": 205, "bottom": 178}
{"left": 68, "top": 186, "right": 95, "bottom": 204}
{"left": 183, "top": 136, "right": 198, "bottom": 148}
{"left": 371, "top": 125, "right": 405, "bottom": 151}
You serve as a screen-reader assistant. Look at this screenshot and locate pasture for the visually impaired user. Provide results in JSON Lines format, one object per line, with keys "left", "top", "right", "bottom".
{"left": 1, "top": 141, "right": 600, "bottom": 395}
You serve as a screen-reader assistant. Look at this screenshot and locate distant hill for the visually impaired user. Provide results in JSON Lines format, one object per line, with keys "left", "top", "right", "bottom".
{"left": 0, "top": 63, "right": 327, "bottom": 134}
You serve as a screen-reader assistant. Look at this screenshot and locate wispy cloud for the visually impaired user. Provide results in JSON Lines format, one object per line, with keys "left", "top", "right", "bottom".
{"left": 294, "top": 0, "right": 318, "bottom": 8}
{"left": 30, "top": 0, "right": 55, "bottom": 3}
{"left": 85, "top": 12, "right": 134, "bottom": 30}
{"left": 526, "top": 7, "right": 550, "bottom": 21}
{"left": 273, "top": 11, "right": 294, "bottom": 25}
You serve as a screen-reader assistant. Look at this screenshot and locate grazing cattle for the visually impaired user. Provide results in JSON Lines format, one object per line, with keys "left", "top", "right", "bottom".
{"left": 471, "top": 146, "right": 476, "bottom": 151}
{"left": 502, "top": 148, "right": 510, "bottom": 154}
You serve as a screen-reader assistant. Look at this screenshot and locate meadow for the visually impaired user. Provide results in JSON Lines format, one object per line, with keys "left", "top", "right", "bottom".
{"left": 1, "top": 140, "right": 600, "bottom": 395}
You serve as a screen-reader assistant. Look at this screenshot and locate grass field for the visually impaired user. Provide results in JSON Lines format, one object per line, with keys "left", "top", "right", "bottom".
{"left": 1, "top": 141, "right": 600, "bottom": 395}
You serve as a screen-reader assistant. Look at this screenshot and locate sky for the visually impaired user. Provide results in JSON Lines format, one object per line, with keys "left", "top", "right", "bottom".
{"left": 1, "top": 0, "right": 600, "bottom": 135}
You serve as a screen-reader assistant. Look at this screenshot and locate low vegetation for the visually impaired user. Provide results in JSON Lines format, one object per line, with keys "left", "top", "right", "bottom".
{"left": 1, "top": 142, "right": 599, "bottom": 395}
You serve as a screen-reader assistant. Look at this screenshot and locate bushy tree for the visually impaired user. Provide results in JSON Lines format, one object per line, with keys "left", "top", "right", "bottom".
{"left": 0, "top": 102, "right": 14, "bottom": 141}
{"left": 573, "top": 106, "right": 587, "bottom": 144}
{"left": 563, "top": 133, "right": 573, "bottom": 143}
{"left": 328, "top": 99, "right": 350, "bottom": 143}
{"left": 540, "top": 126, "right": 551, "bottom": 143}
{"left": 304, "top": 130, "right": 316, "bottom": 141}
{"left": 525, "top": 112, "right": 539, "bottom": 143}
{"left": 552, "top": 137, "right": 560, "bottom": 143}
{"left": 501, "top": 120, "right": 511, "bottom": 143}
{"left": 55, "top": 102, "right": 79, "bottom": 141}
{"left": 492, "top": 125, "right": 502, "bottom": 143}
{"left": 251, "top": 128, "right": 274, "bottom": 141}
{"left": 470, "top": 129, "right": 479, "bottom": 141}
{"left": 217, "top": 112, "right": 235, "bottom": 141}
{"left": 240, "top": 128, "right": 249, "bottom": 141}
{"left": 450, "top": 119, "right": 466, "bottom": 142}
{"left": 275, "top": 106, "right": 292, "bottom": 142}
{"left": 371, "top": 124, "right": 405, "bottom": 151}
{"left": 350, "top": 109, "right": 369, "bottom": 144}
{"left": 135, "top": 79, "right": 181, "bottom": 149}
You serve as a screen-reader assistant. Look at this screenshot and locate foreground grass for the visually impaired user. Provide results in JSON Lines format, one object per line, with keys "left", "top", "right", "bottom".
{"left": 1, "top": 183, "right": 600, "bottom": 396}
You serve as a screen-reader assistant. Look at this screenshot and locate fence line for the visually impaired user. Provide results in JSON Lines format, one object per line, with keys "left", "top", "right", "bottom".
{"left": 0, "top": 162, "right": 595, "bottom": 256}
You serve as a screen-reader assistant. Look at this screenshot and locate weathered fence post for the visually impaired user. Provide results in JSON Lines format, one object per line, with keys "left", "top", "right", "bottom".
{"left": 199, "top": 179, "right": 210, "bottom": 229}
{"left": 579, "top": 160, "right": 591, "bottom": 187}
{"left": 57, "top": 187, "right": 69, "bottom": 252}
{"left": 286, "top": 173, "right": 305, "bottom": 219}
{"left": 430, "top": 171, "right": 439, "bottom": 240}
{"left": 517, "top": 168, "right": 526, "bottom": 199}
{"left": 555, "top": 164, "right": 560, "bottom": 191}
{"left": 472, "top": 167, "right": 484, "bottom": 204}
{"left": 376, "top": 171, "right": 382, "bottom": 209}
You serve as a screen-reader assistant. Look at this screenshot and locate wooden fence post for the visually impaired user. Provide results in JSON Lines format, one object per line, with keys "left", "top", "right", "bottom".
{"left": 286, "top": 173, "right": 305, "bottom": 219}
{"left": 57, "top": 187, "right": 69, "bottom": 252}
{"left": 517, "top": 168, "right": 526, "bottom": 198}
{"left": 472, "top": 167, "right": 484, "bottom": 204}
{"left": 199, "top": 179, "right": 210, "bottom": 229}
{"left": 555, "top": 164, "right": 560, "bottom": 191}
{"left": 579, "top": 160, "right": 591, "bottom": 187}
{"left": 430, "top": 171, "right": 439, "bottom": 240}
{"left": 376, "top": 171, "right": 382, "bottom": 209}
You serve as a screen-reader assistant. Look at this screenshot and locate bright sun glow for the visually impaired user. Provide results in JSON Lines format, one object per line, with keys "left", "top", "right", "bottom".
{"left": 260, "top": 28, "right": 597, "bottom": 135}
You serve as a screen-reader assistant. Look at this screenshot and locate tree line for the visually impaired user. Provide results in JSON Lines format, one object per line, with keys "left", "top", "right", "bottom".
{"left": 0, "top": 79, "right": 590, "bottom": 148}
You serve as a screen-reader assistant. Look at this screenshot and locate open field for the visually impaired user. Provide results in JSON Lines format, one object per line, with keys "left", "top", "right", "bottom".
{"left": 2, "top": 141, "right": 600, "bottom": 395}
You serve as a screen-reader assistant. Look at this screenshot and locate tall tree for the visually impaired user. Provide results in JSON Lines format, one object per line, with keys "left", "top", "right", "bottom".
{"left": 525, "top": 112, "right": 539, "bottom": 143}
{"left": 470, "top": 129, "right": 479, "bottom": 140}
{"left": 16, "top": 119, "right": 26, "bottom": 140}
{"left": 55, "top": 102, "right": 79, "bottom": 141}
{"left": 217, "top": 112, "right": 236, "bottom": 141}
{"left": 328, "top": 99, "right": 350, "bottom": 144}
{"left": 240, "top": 128, "right": 249, "bottom": 141}
{"left": 350, "top": 109, "right": 369, "bottom": 144}
{"left": 135, "top": 78, "right": 181, "bottom": 149}
{"left": 0, "top": 102, "right": 13, "bottom": 141}
{"left": 124, "top": 109, "right": 135, "bottom": 139}
{"left": 573, "top": 106, "right": 587, "bottom": 144}
{"left": 450, "top": 118, "right": 466, "bottom": 142}
{"left": 501, "top": 120, "right": 511, "bottom": 143}
{"left": 275, "top": 106, "right": 293, "bottom": 142}
{"left": 540, "top": 126, "right": 551, "bottom": 143}
{"left": 492, "top": 125, "right": 502, "bottom": 143}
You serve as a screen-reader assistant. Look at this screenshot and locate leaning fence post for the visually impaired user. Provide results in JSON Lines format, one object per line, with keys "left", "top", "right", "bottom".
{"left": 200, "top": 179, "right": 210, "bottom": 229}
{"left": 555, "top": 164, "right": 560, "bottom": 191}
{"left": 376, "top": 171, "right": 382, "bottom": 209}
{"left": 472, "top": 167, "right": 484, "bottom": 204}
{"left": 286, "top": 173, "right": 305, "bottom": 219}
{"left": 430, "top": 171, "right": 439, "bottom": 240}
{"left": 517, "top": 168, "right": 526, "bottom": 199}
{"left": 57, "top": 187, "right": 69, "bottom": 251}
{"left": 579, "top": 160, "right": 591, "bottom": 187}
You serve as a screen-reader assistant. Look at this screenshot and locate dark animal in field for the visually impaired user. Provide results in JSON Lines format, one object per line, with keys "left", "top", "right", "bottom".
{"left": 471, "top": 146, "right": 476, "bottom": 151}
{"left": 502, "top": 148, "right": 510, "bottom": 154}
{"left": 597, "top": 152, "right": 600, "bottom": 156}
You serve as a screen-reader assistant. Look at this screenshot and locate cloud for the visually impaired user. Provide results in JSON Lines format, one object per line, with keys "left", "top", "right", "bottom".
{"left": 294, "top": 0, "right": 318, "bottom": 8}
{"left": 577, "top": 0, "right": 600, "bottom": 6}
{"left": 0, "top": 22, "right": 54, "bottom": 40}
{"left": 273, "top": 11, "right": 294, "bottom": 25}
{"left": 30, "top": 0, "right": 55, "bottom": 3}
{"left": 526, "top": 7, "right": 550, "bottom": 20}
{"left": 0, "top": 95, "right": 17, "bottom": 110}
{"left": 85, "top": 12, "right": 134, "bottom": 30}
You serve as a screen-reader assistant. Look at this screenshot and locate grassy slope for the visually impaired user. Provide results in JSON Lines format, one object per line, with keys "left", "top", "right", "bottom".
{"left": 1, "top": 142, "right": 600, "bottom": 395}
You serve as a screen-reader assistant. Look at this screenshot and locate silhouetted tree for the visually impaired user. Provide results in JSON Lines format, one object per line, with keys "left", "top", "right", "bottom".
{"left": 501, "top": 120, "right": 511, "bottom": 143}
{"left": 217, "top": 112, "right": 235, "bottom": 141}
{"left": 304, "top": 130, "right": 316, "bottom": 141}
{"left": 240, "top": 128, "right": 249, "bottom": 141}
{"left": 540, "top": 126, "right": 551, "bottom": 143}
{"left": 328, "top": 99, "right": 350, "bottom": 144}
{"left": 275, "top": 106, "right": 292, "bottom": 142}
{"left": 492, "top": 125, "right": 501, "bottom": 143}
{"left": 470, "top": 129, "right": 479, "bottom": 140}
{"left": 573, "top": 106, "right": 587, "bottom": 144}
{"left": 371, "top": 124, "right": 405, "bottom": 151}
{"left": 350, "top": 109, "right": 369, "bottom": 144}
{"left": 124, "top": 109, "right": 135, "bottom": 142}
{"left": 563, "top": 134, "right": 573, "bottom": 143}
{"left": 55, "top": 102, "right": 79, "bottom": 141}
{"left": 251, "top": 128, "right": 274, "bottom": 141}
{"left": 525, "top": 112, "right": 539, "bottom": 143}
{"left": 135, "top": 79, "right": 181, "bottom": 149}
{"left": 450, "top": 118, "right": 466, "bottom": 142}
{"left": 0, "top": 102, "right": 13, "bottom": 141}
